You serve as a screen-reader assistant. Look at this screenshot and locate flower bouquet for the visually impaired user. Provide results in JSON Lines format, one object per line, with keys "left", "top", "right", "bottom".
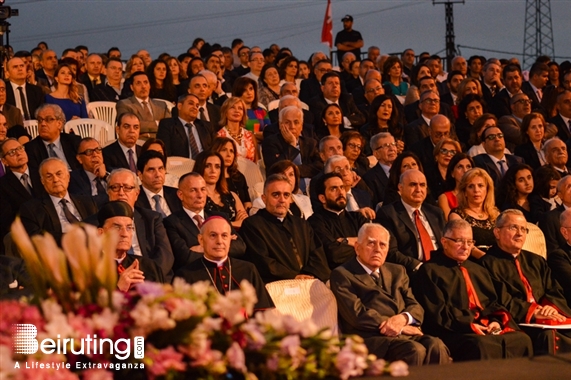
{"left": 0, "top": 219, "right": 408, "bottom": 379}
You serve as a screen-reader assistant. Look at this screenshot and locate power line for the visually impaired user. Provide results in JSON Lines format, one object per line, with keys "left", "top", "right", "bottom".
{"left": 457, "top": 44, "right": 570, "bottom": 60}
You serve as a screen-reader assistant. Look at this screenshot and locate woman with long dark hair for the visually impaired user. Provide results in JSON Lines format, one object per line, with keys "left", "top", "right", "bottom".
{"left": 316, "top": 103, "right": 347, "bottom": 140}
{"left": 438, "top": 153, "right": 474, "bottom": 220}
{"left": 514, "top": 113, "right": 548, "bottom": 170}
{"left": 258, "top": 64, "right": 281, "bottom": 109}
{"left": 278, "top": 56, "right": 302, "bottom": 90}
{"left": 147, "top": 59, "right": 177, "bottom": 102}
{"left": 193, "top": 151, "right": 248, "bottom": 228}
{"left": 498, "top": 163, "right": 535, "bottom": 222}
{"left": 360, "top": 94, "right": 403, "bottom": 155}
{"left": 455, "top": 94, "right": 485, "bottom": 146}
{"left": 45, "top": 63, "right": 88, "bottom": 121}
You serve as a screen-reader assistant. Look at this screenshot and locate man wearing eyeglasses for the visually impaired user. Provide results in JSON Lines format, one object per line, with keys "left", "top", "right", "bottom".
{"left": 482, "top": 209, "right": 571, "bottom": 355}
{"left": 19, "top": 157, "right": 98, "bottom": 245}
{"left": 497, "top": 93, "right": 533, "bottom": 151}
{"left": 299, "top": 59, "right": 332, "bottom": 104}
{"left": 69, "top": 137, "right": 109, "bottom": 205}
{"left": 363, "top": 132, "right": 396, "bottom": 207}
{"left": 473, "top": 125, "right": 523, "bottom": 188}
{"left": 0, "top": 138, "right": 46, "bottom": 253}
{"left": 97, "top": 200, "right": 164, "bottom": 292}
{"left": 404, "top": 90, "right": 442, "bottom": 147}
{"left": 102, "top": 168, "right": 174, "bottom": 282}
{"left": 414, "top": 219, "right": 533, "bottom": 361}
{"left": 242, "top": 52, "right": 264, "bottom": 83}
{"left": 24, "top": 104, "right": 82, "bottom": 171}
{"left": 232, "top": 46, "right": 250, "bottom": 77}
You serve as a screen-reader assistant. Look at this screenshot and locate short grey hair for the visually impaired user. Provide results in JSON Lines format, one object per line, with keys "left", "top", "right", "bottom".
{"left": 560, "top": 208, "right": 571, "bottom": 227}
{"left": 35, "top": 103, "right": 66, "bottom": 123}
{"left": 324, "top": 155, "right": 348, "bottom": 173}
{"left": 39, "top": 157, "right": 67, "bottom": 178}
{"left": 278, "top": 95, "right": 300, "bottom": 110}
{"left": 495, "top": 209, "right": 525, "bottom": 228}
{"left": 279, "top": 105, "right": 303, "bottom": 123}
{"left": 370, "top": 132, "right": 393, "bottom": 151}
{"left": 557, "top": 175, "right": 571, "bottom": 195}
{"left": 443, "top": 219, "right": 471, "bottom": 236}
{"left": 263, "top": 173, "right": 291, "bottom": 194}
{"left": 0, "top": 138, "right": 18, "bottom": 158}
{"left": 107, "top": 168, "right": 140, "bottom": 191}
{"left": 279, "top": 83, "right": 298, "bottom": 96}
{"left": 542, "top": 137, "right": 564, "bottom": 154}
{"left": 357, "top": 223, "right": 390, "bottom": 244}
{"left": 319, "top": 136, "right": 341, "bottom": 153}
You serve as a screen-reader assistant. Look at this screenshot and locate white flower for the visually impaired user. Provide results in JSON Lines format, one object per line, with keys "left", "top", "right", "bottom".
{"left": 130, "top": 302, "right": 176, "bottom": 336}
{"left": 91, "top": 308, "right": 119, "bottom": 336}
{"left": 239, "top": 280, "right": 258, "bottom": 315}
{"left": 388, "top": 360, "right": 409, "bottom": 377}
{"left": 211, "top": 291, "right": 246, "bottom": 325}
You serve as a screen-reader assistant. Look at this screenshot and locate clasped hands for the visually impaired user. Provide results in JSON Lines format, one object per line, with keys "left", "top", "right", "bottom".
{"left": 379, "top": 314, "right": 423, "bottom": 337}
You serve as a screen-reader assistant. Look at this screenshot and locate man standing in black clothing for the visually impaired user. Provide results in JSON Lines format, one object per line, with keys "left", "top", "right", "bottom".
{"left": 335, "top": 15, "right": 363, "bottom": 64}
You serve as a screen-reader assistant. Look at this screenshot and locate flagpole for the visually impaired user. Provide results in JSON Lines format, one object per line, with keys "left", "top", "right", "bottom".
{"left": 321, "top": 0, "right": 333, "bottom": 60}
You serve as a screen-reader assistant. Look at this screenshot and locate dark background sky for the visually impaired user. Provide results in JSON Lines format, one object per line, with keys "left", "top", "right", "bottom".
{"left": 5, "top": 0, "right": 571, "bottom": 70}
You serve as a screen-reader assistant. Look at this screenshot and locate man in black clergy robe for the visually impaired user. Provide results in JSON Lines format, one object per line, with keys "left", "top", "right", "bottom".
{"left": 481, "top": 209, "right": 571, "bottom": 355}
{"left": 175, "top": 216, "right": 274, "bottom": 312}
{"left": 546, "top": 209, "right": 571, "bottom": 308}
{"left": 97, "top": 201, "right": 164, "bottom": 292}
{"left": 239, "top": 174, "right": 330, "bottom": 283}
{"left": 330, "top": 223, "right": 451, "bottom": 366}
{"left": 414, "top": 219, "right": 533, "bottom": 361}
{"left": 308, "top": 173, "right": 368, "bottom": 270}
{"left": 164, "top": 172, "right": 246, "bottom": 270}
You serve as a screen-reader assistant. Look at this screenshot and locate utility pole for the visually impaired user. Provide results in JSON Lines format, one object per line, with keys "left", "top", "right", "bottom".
{"left": 523, "top": 0, "right": 554, "bottom": 70}
{"left": 432, "top": 0, "right": 464, "bottom": 71}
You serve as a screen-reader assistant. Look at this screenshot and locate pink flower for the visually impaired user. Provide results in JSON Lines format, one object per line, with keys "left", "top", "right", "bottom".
{"left": 266, "top": 354, "right": 279, "bottom": 371}
{"left": 388, "top": 360, "right": 409, "bottom": 377}
{"left": 226, "top": 342, "right": 246, "bottom": 372}
{"left": 82, "top": 368, "right": 114, "bottom": 380}
{"left": 335, "top": 349, "right": 367, "bottom": 380}
{"left": 145, "top": 345, "right": 186, "bottom": 380}
{"left": 366, "top": 358, "right": 387, "bottom": 376}
{"left": 279, "top": 335, "right": 306, "bottom": 368}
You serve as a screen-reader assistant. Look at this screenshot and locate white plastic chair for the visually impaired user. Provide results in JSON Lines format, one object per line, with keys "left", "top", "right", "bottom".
{"left": 166, "top": 156, "right": 195, "bottom": 186}
{"left": 267, "top": 99, "right": 309, "bottom": 112}
{"left": 522, "top": 222, "right": 547, "bottom": 259}
{"left": 23, "top": 120, "right": 39, "bottom": 139}
{"left": 265, "top": 279, "right": 339, "bottom": 336}
{"left": 237, "top": 157, "right": 264, "bottom": 200}
{"left": 87, "top": 101, "right": 117, "bottom": 127}
{"left": 154, "top": 99, "right": 176, "bottom": 112}
{"left": 64, "top": 118, "right": 114, "bottom": 145}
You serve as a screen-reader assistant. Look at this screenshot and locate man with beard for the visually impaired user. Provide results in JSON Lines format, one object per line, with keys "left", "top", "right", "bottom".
{"left": 309, "top": 173, "right": 368, "bottom": 270}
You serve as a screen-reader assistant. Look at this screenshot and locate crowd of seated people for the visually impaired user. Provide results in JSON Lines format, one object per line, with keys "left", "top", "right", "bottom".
{"left": 2, "top": 37, "right": 571, "bottom": 366}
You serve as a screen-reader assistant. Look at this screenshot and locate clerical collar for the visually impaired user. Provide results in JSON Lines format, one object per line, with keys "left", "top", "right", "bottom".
{"left": 324, "top": 207, "right": 344, "bottom": 216}
{"left": 203, "top": 256, "right": 228, "bottom": 268}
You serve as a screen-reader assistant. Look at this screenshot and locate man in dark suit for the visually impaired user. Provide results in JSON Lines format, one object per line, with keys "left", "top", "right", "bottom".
{"left": 262, "top": 106, "right": 323, "bottom": 181}
{"left": 164, "top": 172, "right": 246, "bottom": 270}
{"left": 156, "top": 94, "right": 214, "bottom": 159}
{"left": 307, "top": 72, "right": 366, "bottom": 131}
{"left": 375, "top": 170, "right": 445, "bottom": 275}
{"left": 200, "top": 69, "right": 229, "bottom": 108}
{"left": 35, "top": 50, "right": 58, "bottom": 92}
{"left": 239, "top": 174, "right": 330, "bottom": 284}
{"left": 91, "top": 57, "right": 123, "bottom": 102}
{"left": 105, "top": 168, "right": 174, "bottom": 282}
{"left": 19, "top": 158, "right": 98, "bottom": 245}
{"left": 102, "top": 112, "right": 142, "bottom": 172}
{"left": 404, "top": 90, "right": 440, "bottom": 147}
{"left": 409, "top": 114, "right": 452, "bottom": 174}
{"left": 490, "top": 64, "right": 523, "bottom": 118}
{"left": 264, "top": 94, "right": 315, "bottom": 139}
{"left": 330, "top": 223, "right": 451, "bottom": 366}
{"left": 548, "top": 209, "right": 571, "bottom": 306}
{"left": 135, "top": 150, "right": 182, "bottom": 217}
{"left": 479, "top": 61, "right": 502, "bottom": 107}
{"left": 550, "top": 90, "right": 571, "bottom": 142}
{"left": 5, "top": 58, "right": 45, "bottom": 120}
{"left": 69, "top": 137, "right": 109, "bottom": 206}
{"left": 188, "top": 74, "right": 221, "bottom": 132}
{"left": 78, "top": 53, "right": 106, "bottom": 100}
{"left": 115, "top": 72, "right": 171, "bottom": 138}
{"left": 356, "top": 77, "right": 385, "bottom": 121}
{"left": 363, "top": 132, "right": 396, "bottom": 207}
{"left": 544, "top": 137, "right": 571, "bottom": 175}
{"left": 24, "top": 104, "right": 82, "bottom": 171}
{"left": 403, "top": 76, "right": 455, "bottom": 125}
{"left": 299, "top": 59, "right": 332, "bottom": 104}
{"left": 0, "top": 138, "right": 45, "bottom": 253}
{"left": 97, "top": 201, "right": 164, "bottom": 292}
{"left": 0, "top": 79, "right": 24, "bottom": 129}
{"left": 346, "top": 58, "right": 376, "bottom": 96}
{"left": 521, "top": 62, "right": 550, "bottom": 115}
{"left": 473, "top": 125, "right": 524, "bottom": 189}
{"left": 441, "top": 70, "right": 464, "bottom": 108}
{"left": 539, "top": 175, "right": 571, "bottom": 252}
{"left": 266, "top": 83, "right": 314, "bottom": 126}
{"left": 497, "top": 93, "right": 532, "bottom": 151}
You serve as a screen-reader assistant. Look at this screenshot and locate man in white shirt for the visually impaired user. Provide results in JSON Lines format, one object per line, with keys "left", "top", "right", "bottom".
{"left": 102, "top": 112, "right": 142, "bottom": 172}
{"left": 242, "top": 52, "right": 264, "bottom": 83}
{"left": 5, "top": 57, "right": 44, "bottom": 120}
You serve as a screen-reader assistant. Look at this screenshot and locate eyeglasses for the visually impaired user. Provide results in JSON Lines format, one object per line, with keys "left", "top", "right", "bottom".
{"left": 78, "top": 147, "right": 102, "bottom": 156}
{"left": 366, "top": 86, "right": 383, "bottom": 93}
{"left": 375, "top": 142, "right": 397, "bottom": 150}
{"left": 250, "top": 58, "right": 264, "bottom": 63}
{"left": 3, "top": 145, "right": 24, "bottom": 157}
{"left": 37, "top": 117, "right": 59, "bottom": 124}
{"left": 108, "top": 184, "right": 137, "bottom": 193}
{"left": 499, "top": 225, "right": 529, "bottom": 234}
{"left": 239, "top": 52, "right": 250, "bottom": 57}
{"left": 422, "top": 98, "right": 440, "bottom": 104}
{"left": 317, "top": 68, "right": 333, "bottom": 73}
{"left": 439, "top": 148, "right": 457, "bottom": 156}
{"left": 485, "top": 133, "right": 504, "bottom": 141}
{"left": 333, "top": 166, "right": 352, "bottom": 174}
{"left": 0, "top": 87, "right": 5, "bottom": 93}
{"left": 433, "top": 131, "right": 450, "bottom": 139}
{"left": 347, "top": 143, "right": 362, "bottom": 150}
{"left": 443, "top": 236, "right": 476, "bottom": 246}
{"left": 108, "top": 224, "right": 135, "bottom": 233}
{"left": 515, "top": 99, "right": 532, "bottom": 105}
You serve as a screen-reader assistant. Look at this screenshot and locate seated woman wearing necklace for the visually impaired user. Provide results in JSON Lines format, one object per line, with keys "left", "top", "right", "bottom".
{"left": 217, "top": 97, "right": 258, "bottom": 163}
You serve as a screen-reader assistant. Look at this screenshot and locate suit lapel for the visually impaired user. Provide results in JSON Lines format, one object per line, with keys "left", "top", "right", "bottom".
{"left": 394, "top": 202, "right": 416, "bottom": 235}
{"left": 379, "top": 265, "right": 393, "bottom": 295}
{"left": 70, "top": 194, "right": 89, "bottom": 220}
{"left": 43, "top": 197, "right": 62, "bottom": 233}
{"left": 483, "top": 155, "right": 501, "bottom": 179}
{"left": 422, "top": 205, "right": 441, "bottom": 241}
{"left": 347, "top": 258, "right": 377, "bottom": 288}
{"left": 134, "top": 210, "right": 151, "bottom": 257}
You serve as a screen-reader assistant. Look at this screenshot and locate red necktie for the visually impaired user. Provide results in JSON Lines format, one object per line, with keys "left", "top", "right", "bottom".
{"left": 514, "top": 257, "right": 535, "bottom": 303}
{"left": 117, "top": 264, "right": 126, "bottom": 275}
{"left": 414, "top": 210, "right": 434, "bottom": 261}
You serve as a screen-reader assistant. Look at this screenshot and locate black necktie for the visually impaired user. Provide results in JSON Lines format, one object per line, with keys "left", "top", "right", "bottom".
{"left": 152, "top": 194, "right": 167, "bottom": 217}
{"left": 20, "top": 173, "right": 32, "bottom": 194}
{"left": 128, "top": 149, "right": 137, "bottom": 173}
{"left": 17, "top": 87, "right": 31, "bottom": 120}
{"left": 94, "top": 177, "right": 106, "bottom": 195}
{"left": 60, "top": 199, "right": 80, "bottom": 224}
{"left": 48, "top": 143, "right": 58, "bottom": 158}
{"left": 199, "top": 107, "right": 207, "bottom": 122}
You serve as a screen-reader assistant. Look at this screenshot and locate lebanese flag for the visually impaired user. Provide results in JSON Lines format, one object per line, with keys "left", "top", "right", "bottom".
{"left": 321, "top": 0, "right": 333, "bottom": 48}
